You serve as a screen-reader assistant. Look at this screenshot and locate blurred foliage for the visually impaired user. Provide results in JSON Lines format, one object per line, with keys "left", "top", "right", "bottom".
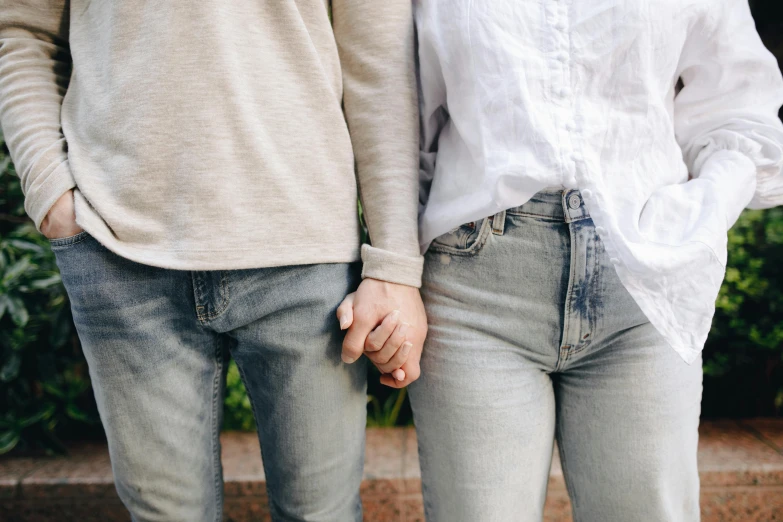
{"left": 0, "top": 136, "right": 99, "bottom": 455}
{"left": 222, "top": 361, "right": 256, "bottom": 431}
{"left": 702, "top": 208, "right": 783, "bottom": 417}
{"left": 0, "top": 1, "right": 781, "bottom": 454}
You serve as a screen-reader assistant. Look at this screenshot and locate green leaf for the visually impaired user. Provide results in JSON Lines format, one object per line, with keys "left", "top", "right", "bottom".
{"left": 7, "top": 296, "right": 29, "bottom": 327}
{"left": 0, "top": 294, "right": 9, "bottom": 320}
{"left": 0, "top": 430, "right": 20, "bottom": 455}
{"left": 19, "top": 404, "right": 56, "bottom": 428}
{"left": 0, "top": 352, "right": 21, "bottom": 382}
{"left": 2, "top": 257, "right": 32, "bottom": 284}
{"left": 40, "top": 382, "right": 66, "bottom": 399}
{"left": 29, "top": 274, "right": 62, "bottom": 290}
{"left": 6, "top": 239, "right": 45, "bottom": 255}
{"left": 65, "top": 403, "right": 94, "bottom": 423}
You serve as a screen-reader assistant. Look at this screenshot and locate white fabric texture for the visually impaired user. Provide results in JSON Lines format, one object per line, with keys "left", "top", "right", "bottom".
{"left": 416, "top": 0, "right": 783, "bottom": 362}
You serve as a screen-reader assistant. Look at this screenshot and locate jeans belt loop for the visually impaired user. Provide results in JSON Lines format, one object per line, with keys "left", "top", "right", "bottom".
{"left": 491, "top": 210, "right": 506, "bottom": 236}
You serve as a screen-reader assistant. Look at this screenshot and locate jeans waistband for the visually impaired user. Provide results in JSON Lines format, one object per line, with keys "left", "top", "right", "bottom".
{"left": 505, "top": 188, "right": 590, "bottom": 223}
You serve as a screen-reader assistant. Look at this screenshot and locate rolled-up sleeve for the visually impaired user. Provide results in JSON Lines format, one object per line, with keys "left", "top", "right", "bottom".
{"left": 674, "top": 0, "right": 783, "bottom": 219}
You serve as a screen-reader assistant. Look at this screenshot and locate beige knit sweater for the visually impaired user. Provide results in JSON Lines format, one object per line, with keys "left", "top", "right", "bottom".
{"left": 0, "top": 0, "right": 423, "bottom": 286}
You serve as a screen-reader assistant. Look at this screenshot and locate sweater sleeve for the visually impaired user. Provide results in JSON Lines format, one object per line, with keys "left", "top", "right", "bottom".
{"left": 0, "top": 0, "right": 75, "bottom": 230}
{"left": 674, "top": 0, "right": 783, "bottom": 223}
{"left": 331, "top": 0, "right": 424, "bottom": 288}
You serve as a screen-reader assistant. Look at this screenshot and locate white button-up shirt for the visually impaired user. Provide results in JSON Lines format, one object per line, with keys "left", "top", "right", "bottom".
{"left": 416, "top": 0, "right": 783, "bottom": 362}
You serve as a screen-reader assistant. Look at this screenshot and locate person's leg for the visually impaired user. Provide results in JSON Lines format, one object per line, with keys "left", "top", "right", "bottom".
{"left": 410, "top": 202, "right": 574, "bottom": 522}
{"left": 52, "top": 232, "right": 227, "bottom": 522}
{"left": 555, "top": 333, "right": 701, "bottom": 521}
{"left": 553, "top": 209, "right": 702, "bottom": 522}
{"left": 410, "top": 311, "right": 556, "bottom": 522}
{"left": 217, "top": 263, "right": 366, "bottom": 522}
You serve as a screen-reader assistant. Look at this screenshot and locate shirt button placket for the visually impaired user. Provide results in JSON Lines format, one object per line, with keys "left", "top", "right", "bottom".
{"left": 553, "top": 4, "right": 577, "bottom": 188}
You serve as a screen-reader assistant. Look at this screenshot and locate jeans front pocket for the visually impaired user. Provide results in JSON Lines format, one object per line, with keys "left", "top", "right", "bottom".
{"left": 49, "top": 230, "right": 90, "bottom": 250}
{"left": 428, "top": 218, "right": 492, "bottom": 256}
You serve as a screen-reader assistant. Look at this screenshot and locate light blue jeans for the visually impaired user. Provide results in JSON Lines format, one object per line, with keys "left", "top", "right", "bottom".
{"left": 409, "top": 189, "right": 703, "bottom": 522}
{"left": 51, "top": 232, "right": 367, "bottom": 522}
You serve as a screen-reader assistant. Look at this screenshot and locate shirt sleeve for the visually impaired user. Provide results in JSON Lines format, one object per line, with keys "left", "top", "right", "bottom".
{"left": 0, "top": 0, "right": 75, "bottom": 230}
{"left": 331, "top": 0, "right": 424, "bottom": 287}
{"left": 674, "top": 0, "right": 783, "bottom": 223}
{"left": 416, "top": 6, "right": 449, "bottom": 247}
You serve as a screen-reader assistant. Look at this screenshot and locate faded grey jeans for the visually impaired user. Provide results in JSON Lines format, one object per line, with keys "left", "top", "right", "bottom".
{"left": 409, "top": 189, "right": 702, "bottom": 522}
{"left": 51, "top": 232, "right": 367, "bottom": 522}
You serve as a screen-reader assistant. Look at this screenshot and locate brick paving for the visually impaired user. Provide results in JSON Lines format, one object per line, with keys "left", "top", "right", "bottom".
{"left": 1, "top": 420, "right": 782, "bottom": 521}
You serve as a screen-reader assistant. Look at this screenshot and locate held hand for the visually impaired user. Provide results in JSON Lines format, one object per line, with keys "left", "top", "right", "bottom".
{"left": 40, "top": 190, "right": 82, "bottom": 240}
{"left": 337, "top": 278, "right": 427, "bottom": 387}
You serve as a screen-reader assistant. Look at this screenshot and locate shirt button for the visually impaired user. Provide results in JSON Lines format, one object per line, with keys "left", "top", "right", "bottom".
{"left": 555, "top": 21, "right": 567, "bottom": 31}
{"left": 568, "top": 194, "right": 581, "bottom": 209}
{"left": 571, "top": 153, "right": 582, "bottom": 162}
{"left": 581, "top": 189, "right": 593, "bottom": 199}
{"left": 556, "top": 52, "right": 568, "bottom": 62}
{"left": 558, "top": 87, "right": 571, "bottom": 98}
{"left": 595, "top": 226, "right": 606, "bottom": 235}
{"left": 610, "top": 257, "right": 620, "bottom": 266}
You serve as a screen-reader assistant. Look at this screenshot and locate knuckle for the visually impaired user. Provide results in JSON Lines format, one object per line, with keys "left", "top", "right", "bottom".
{"left": 343, "top": 340, "right": 362, "bottom": 356}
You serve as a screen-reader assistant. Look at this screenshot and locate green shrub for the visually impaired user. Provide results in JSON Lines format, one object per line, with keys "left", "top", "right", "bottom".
{"left": 702, "top": 208, "right": 783, "bottom": 417}
{"left": 0, "top": 137, "right": 98, "bottom": 455}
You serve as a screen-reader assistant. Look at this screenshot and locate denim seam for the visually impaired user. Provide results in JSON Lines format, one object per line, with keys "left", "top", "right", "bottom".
{"left": 429, "top": 218, "right": 492, "bottom": 256}
{"left": 558, "top": 222, "right": 579, "bottom": 370}
{"left": 195, "top": 272, "right": 231, "bottom": 322}
{"left": 211, "top": 335, "right": 224, "bottom": 522}
{"left": 556, "top": 419, "right": 581, "bottom": 522}
{"left": 505, "top": 210, "right": 564, "bottom": 221}
{"left": 49, "top": 230, "right": 90, "bottom": 249}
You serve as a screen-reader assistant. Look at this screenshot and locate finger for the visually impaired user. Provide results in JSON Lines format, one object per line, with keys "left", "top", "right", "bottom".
{"left": 336, "top": 293, "right": 355, "bottom": 331}
{"left": 367, "top": 321, "right": 409, "bottom": 370}
{"left": 380, "top": 359, "right": 421, "bottom": 388}
{"left": 392, "top": 368, "right": 406, "bottom": 381}
{"left": 374, "top": 338, "right": 412, "bottom": 375}
{"left": 364, "top": 310, "right": 401, "bottom": 352}
{"left": 380, "top": 374, "right": 405, "bottom": 388}
{"left": 342, "top": 317, "right": 374, "bottom": 364}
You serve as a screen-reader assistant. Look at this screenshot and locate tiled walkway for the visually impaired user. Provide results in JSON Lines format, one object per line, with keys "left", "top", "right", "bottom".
{"left": 1, "top": 420, "right": 782, "bottom": 521}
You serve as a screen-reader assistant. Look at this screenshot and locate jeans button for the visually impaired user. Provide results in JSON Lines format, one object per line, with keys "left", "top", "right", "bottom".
{"left": 568, "top": 194, "right": 581, "bottom": 209}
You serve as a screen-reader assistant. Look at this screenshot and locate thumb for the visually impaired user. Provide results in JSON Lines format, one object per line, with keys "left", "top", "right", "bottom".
{"left": 336, "top": 292, "right": 356, "bottom": 330}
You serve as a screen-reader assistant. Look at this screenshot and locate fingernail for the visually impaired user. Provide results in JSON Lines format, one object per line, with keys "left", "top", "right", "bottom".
{"left": 401, "top": 342, "right": 412, "bottom": 355}
{"left": 339, "top": 316, "right": 349, "bottom": 330}
{"left": 394, "top": 369, "right": 406, "bottom": 381}
{"left": 391, "top": 309, "right": 401, "bottom": 321}
{"left": 398, "top": 322, "right": 410, "bottom": 337}
{"left": 342, "top": 354, "right": 356, "bottom": 364}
